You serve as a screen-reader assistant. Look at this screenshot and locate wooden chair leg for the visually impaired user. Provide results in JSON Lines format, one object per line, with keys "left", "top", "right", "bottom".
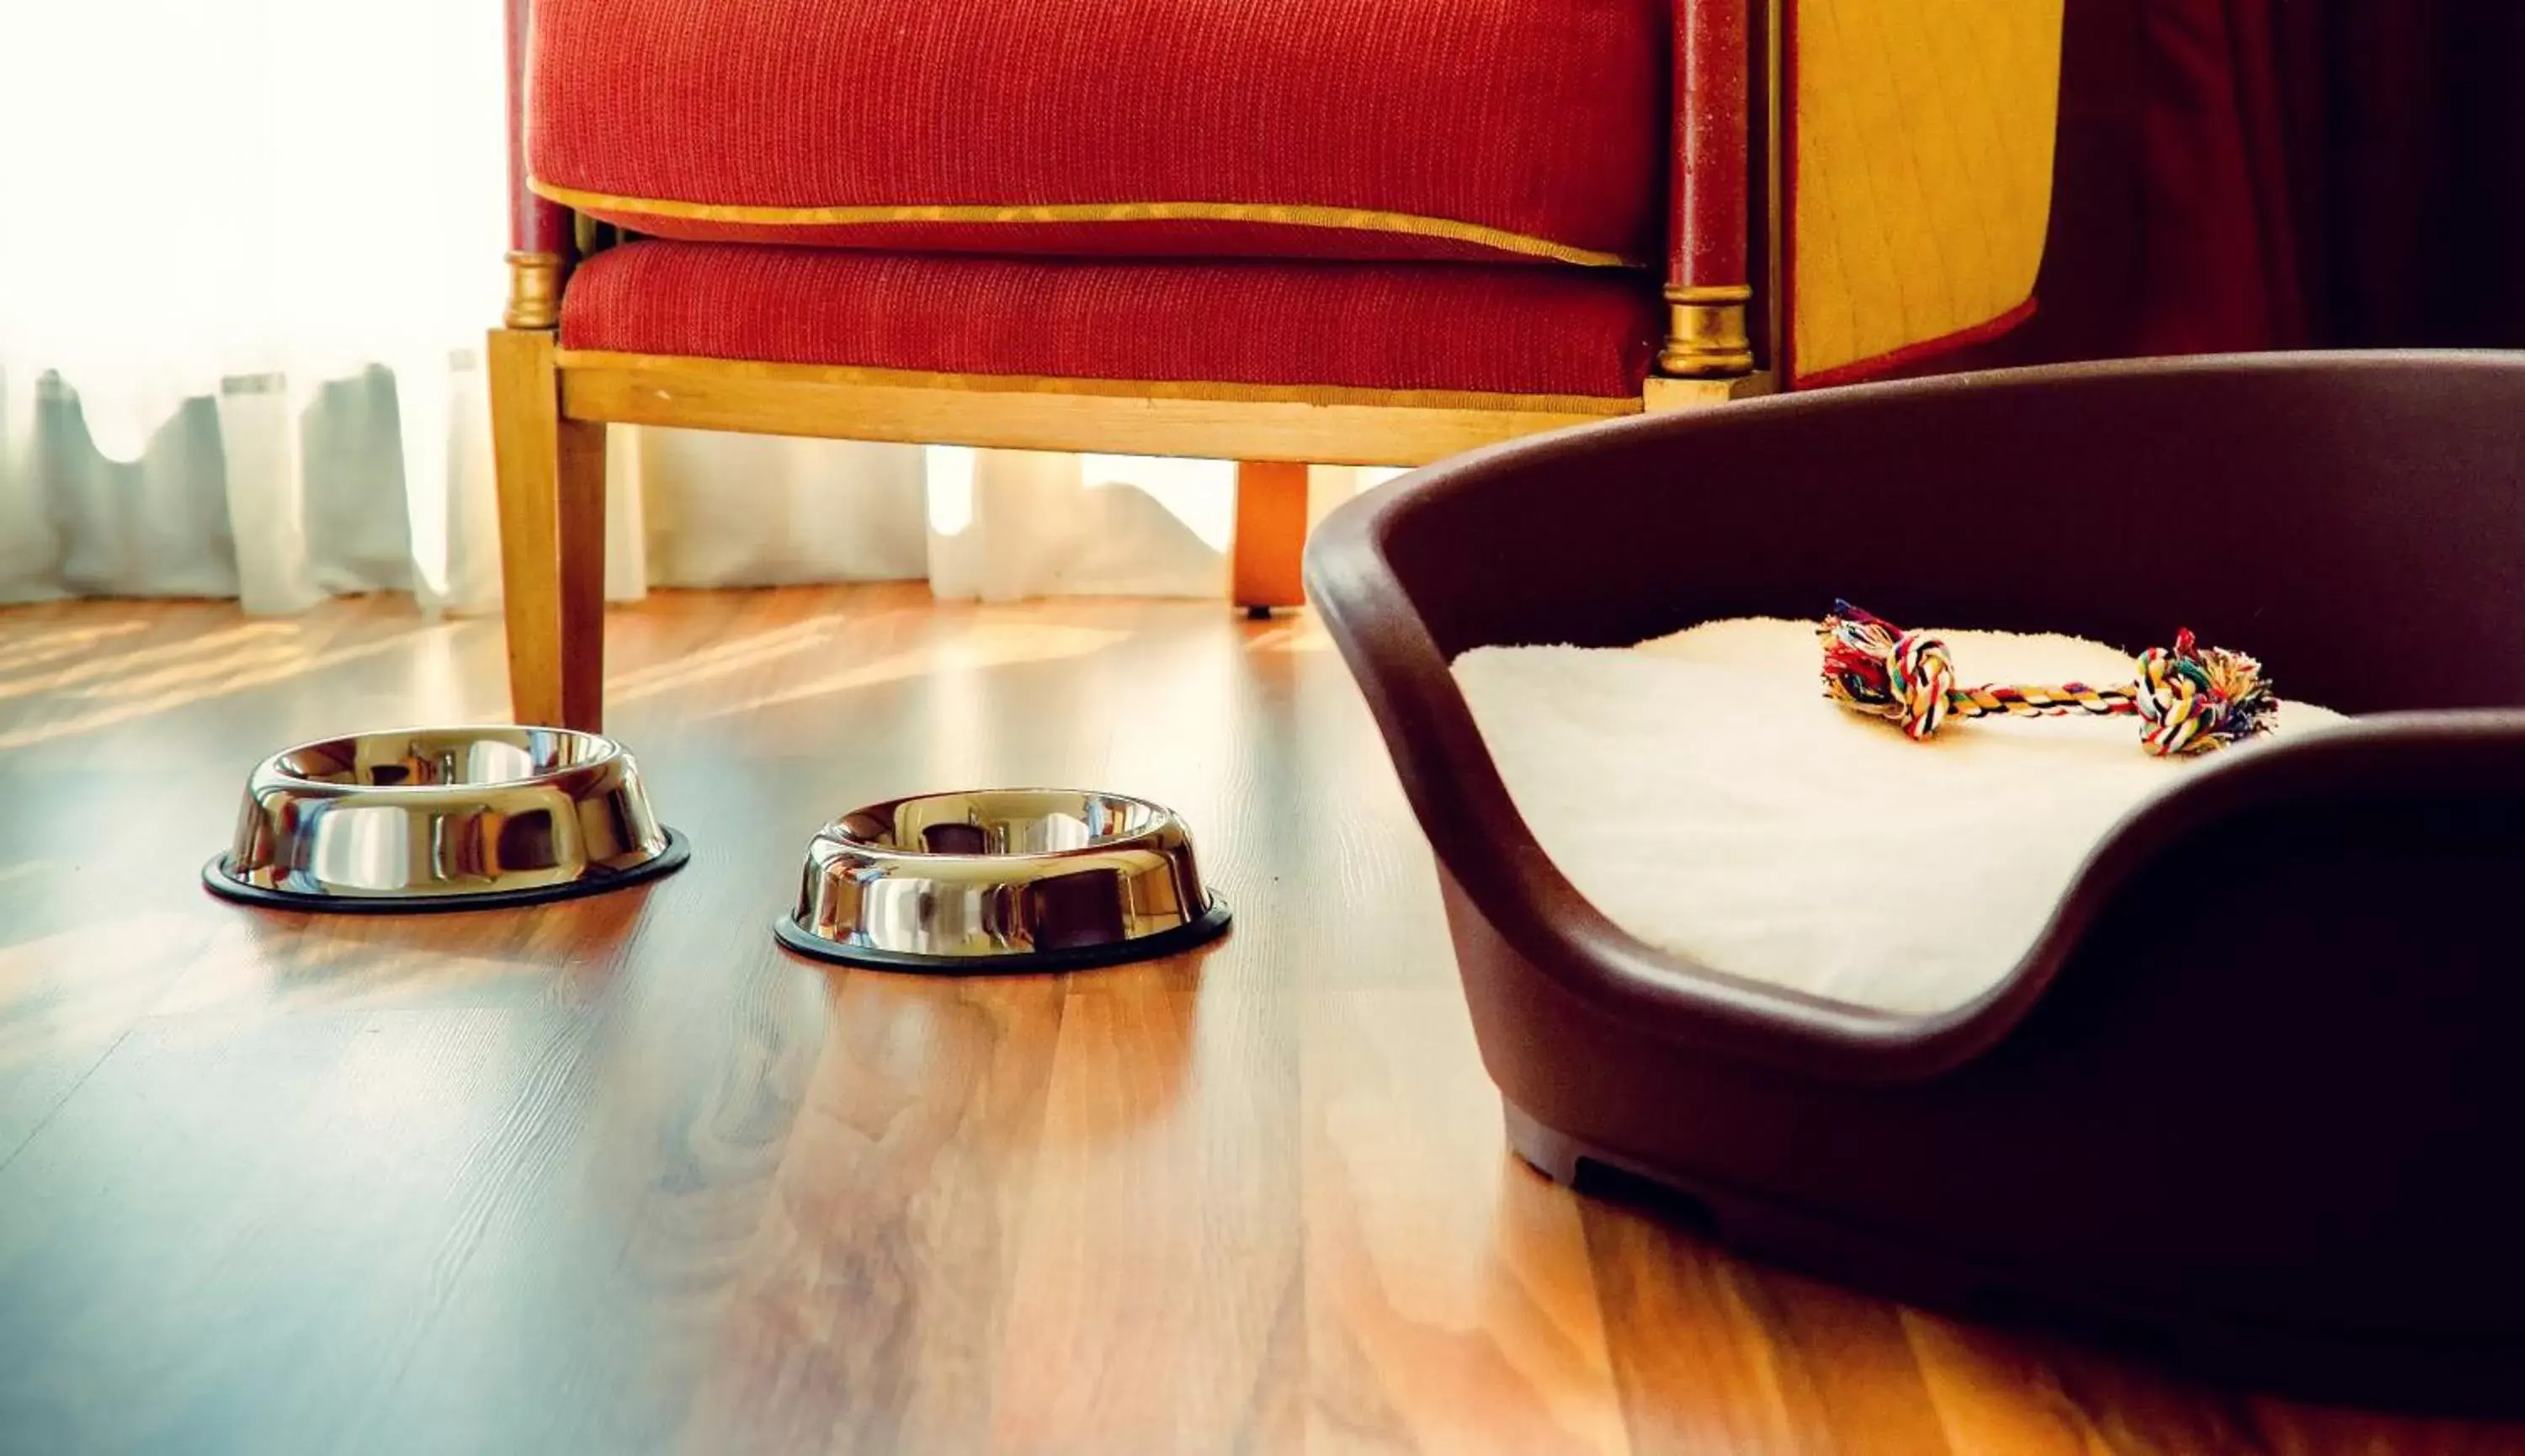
{"left": 1231, "top": 460, "right": 1309, "bottom": 618}
{"left": 488, "top": 328, "right": 608, "bottom": 731}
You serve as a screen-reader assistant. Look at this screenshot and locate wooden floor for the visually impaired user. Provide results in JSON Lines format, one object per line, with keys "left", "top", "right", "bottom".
{"left": 0, "top": 587, "right": 2517, "bottom": 1456}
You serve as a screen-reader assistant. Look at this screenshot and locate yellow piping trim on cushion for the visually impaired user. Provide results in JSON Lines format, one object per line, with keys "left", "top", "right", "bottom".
{"left": 551, "top": 350, "right": 1642, "bottom": 416}
{"left": 529, "top": 181, "right": 1640, "bottom": 268}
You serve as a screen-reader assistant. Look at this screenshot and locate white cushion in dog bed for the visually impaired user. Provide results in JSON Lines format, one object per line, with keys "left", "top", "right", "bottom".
{"left": 1453, "top": 618, "right": 2344, "bottom": 1017}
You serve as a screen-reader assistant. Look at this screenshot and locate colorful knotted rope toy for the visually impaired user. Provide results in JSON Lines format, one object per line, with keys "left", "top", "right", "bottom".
{"left": 1819, "top": 601, "right": 2277, "bottom": 757}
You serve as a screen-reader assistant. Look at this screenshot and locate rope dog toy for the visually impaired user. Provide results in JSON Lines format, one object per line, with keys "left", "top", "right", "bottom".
{"left": 1819, "top": 601, "right": 2277, "bottom": 757}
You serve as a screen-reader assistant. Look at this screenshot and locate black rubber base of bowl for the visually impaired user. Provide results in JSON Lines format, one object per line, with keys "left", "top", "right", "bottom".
{"left": 201, "top": 828, "right": 693, "bottom": 915}
{"left": 773, "top": 893, "right": 1232, "bottom": 974}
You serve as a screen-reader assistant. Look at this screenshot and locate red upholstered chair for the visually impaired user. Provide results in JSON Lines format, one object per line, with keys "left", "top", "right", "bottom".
{"left": 492, "top": 0, "right": 2065, "bottom": 731}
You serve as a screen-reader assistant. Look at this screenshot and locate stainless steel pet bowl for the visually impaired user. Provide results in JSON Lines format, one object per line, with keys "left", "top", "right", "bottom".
{"left": 775, "top": 789, "right": 1231, "bottom": 971}
{"left": 204, "top": 726, "right": 690, "bottom": 911}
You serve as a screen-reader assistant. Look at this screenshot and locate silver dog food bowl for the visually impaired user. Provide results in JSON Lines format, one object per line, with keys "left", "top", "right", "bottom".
{"left": 775, "top": 789, "right": 1231, "bottom": 972}
{"left": 203, "top": 726, "right": 690, "bottom": 911}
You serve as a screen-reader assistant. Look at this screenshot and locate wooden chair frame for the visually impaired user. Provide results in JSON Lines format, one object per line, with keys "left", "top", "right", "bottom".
{"left": 492, "top": 0, "right": 1774, "bottom": 731}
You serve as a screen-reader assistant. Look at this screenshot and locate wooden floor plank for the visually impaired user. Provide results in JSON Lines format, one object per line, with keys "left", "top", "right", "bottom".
{"left": 682, "top": 973, "right": 1064, "bottom": 1456}
{"left": 0, "top": 1009, "right": 538, "bottom": 1453}
{"left": 0, "top": 589, "right": 2517, "bottom": 1455}
{"left": 1300, "top": 987, "right": 1629, "bottom": 1456}
{"left": 1584, "top": 1201, "right": 1818, "bottom": 1455}
{"left": 988, "top": 968, "right": 1300, "bottom": 1455}
{"left": 1902, "top": 1312, "right": 2124, "bottom": 1456}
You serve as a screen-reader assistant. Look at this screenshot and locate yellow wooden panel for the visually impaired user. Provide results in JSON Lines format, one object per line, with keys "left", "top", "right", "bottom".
{"left": 1790, "top": 0, "right": 2065, "bottom": 382}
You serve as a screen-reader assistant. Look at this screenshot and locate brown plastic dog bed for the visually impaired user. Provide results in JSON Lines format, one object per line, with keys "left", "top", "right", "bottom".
{"left": 1305, "top": 353, "right": 2525, "bottom": 1409}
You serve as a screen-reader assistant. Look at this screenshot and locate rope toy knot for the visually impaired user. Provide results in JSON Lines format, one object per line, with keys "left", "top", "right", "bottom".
{"left": 1819, "top": 602, "right": 2278, "bottom": 757}
{"left": 2134, "top": 629, "right": 2277, "bottom": 756}
{"left": 1888, "top": 630, "right": 1958, "bottom": 741}
{"left": 1821, "top": 602, "right": 1955, "bottom": 741}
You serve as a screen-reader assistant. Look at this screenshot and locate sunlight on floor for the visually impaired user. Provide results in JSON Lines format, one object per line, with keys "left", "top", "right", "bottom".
{"left": 703, "top": 621, "right": 1127, "bottom": 718}
{"left": 608, "top": 616, "right": 842, "bottom": 706}
{"left": 0, "top": 619, "right": 152, "bottom": 675}
{"left": 0, "top": 913, "right": 239, "bottom": 1067}
{"left": 0, "top": 621, "right": 296, "bottom": 704}
{"left": 0, "top": 621, "right": 456, "bottom": 753}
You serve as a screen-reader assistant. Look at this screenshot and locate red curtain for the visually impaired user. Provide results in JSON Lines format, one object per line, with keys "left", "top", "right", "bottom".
{"left": 1943, "top": 0, "right": 2525, "bottom": 369}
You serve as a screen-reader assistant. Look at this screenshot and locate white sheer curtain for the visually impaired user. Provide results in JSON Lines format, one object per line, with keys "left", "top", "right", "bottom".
{"left": 0, "top": 0, "right": 1381, "bottom": 614}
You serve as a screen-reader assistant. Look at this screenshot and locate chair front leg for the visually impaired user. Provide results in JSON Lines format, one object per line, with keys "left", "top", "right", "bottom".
{"left": 490, "top": 0, "right": 604, "bottom": 730}
{"left": 488, "top": 328, "right": 608, "bottom": 731}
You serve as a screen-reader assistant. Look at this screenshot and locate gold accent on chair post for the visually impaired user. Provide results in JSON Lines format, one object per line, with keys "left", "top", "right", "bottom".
{"left": 504, "top": 251, "right": 566, "bottom": 331}
{"left": 1658, "top": 284, "right": 1757, "bottom": 378}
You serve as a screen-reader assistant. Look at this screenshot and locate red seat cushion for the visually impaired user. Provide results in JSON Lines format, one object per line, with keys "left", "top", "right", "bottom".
{"left": 560, "top": 243, "right": 1662, "bottom": 400}
{"left": 530, "top": 0, "right": 1666, "bottom": 268}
